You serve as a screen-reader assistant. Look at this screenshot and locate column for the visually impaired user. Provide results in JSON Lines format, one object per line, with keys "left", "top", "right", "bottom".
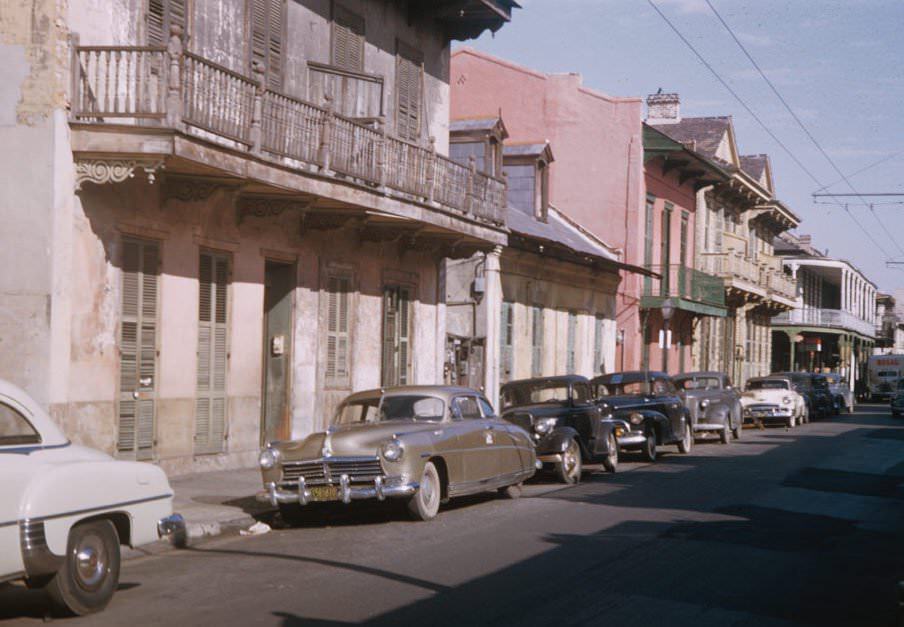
{"left": 841, "top": 269, "right": 848, "bottom": 313}
{"left": 483, "top": 246, "right": 503, "bottom": 410}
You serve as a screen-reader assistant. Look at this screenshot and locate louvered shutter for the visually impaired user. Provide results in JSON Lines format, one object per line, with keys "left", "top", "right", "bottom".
{"left": 593, "top": 315, "right": 604, "bottom": 375}
{"left": 332, "top": 6, "right": 364, "bottom": 72}
{"left": 118, "top": 239, "right": 159, "bottom": 460}
{"left": 566, "top": 311, "right": 577, "bottom": 375}
{"left": 395, "top": 43, "right": 422, "bottom": 142}
{"left": 146, "top": 0, "right": 186, "bottom": 46}
{"left": 326, "top": 274, "right": 351, "bottom": 388}
{"left": 251, "top": 0, "right": 284, "bottom": 90}
{"left": 195, "top": 252, "right": 229, "bottom": 454}
{"left": 381, "top": 288, "right": 397, "bottom": 387}
{"left": 499, "top": 301, "right": 513, "bottom": 384}
{"left": 398, "top": 288, "right": 411, "bottom": 385}
{"left": 380, "top": 286, "right": 413, "bottom": 387}
{"left": 531, "top": 306, "right": 543, "bottom": 378}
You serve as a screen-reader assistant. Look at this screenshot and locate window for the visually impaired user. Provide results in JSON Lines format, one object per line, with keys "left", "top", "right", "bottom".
{"left": 450, "top": 141, "right": 486, "bottom": 173}
{"left": 504, "top": 164, "right": 536, "bottom": 215}
{"left": 382, "top": 285, "right": 412, "bottom": 387}
{"left": 573, "top": 383, "right": 592, "bottom": 405}
{"left": 250, "top": 0, "right": 285, "bottom": 90}
{"left": 531, "top": 306, "right": 544, "bottom": 377}
{"left": 396, "top": 40, "right": 423, "bottom": 142}
{"left": 452, "top": 396, "right": 482, "bottom": 420}
{"left": 0, "top": 402, "right": 40, "bottom": 446}
{"left": 499, "top": 301, "right": 514, "bottom": 384}
{"left": 325, "top": 271, "right": 353, "bottom": 388}
{"left": 195, "top": 251, "right": 229, "bottom": 455}
{"left": 146, "top": 0, "right": 186, "bottom": 46}
{"left": 478, "top": 397, "right": 495, "bottom": 418}
{"left": 566, "top": 311, "right": 577, "bottom": 375}
{"left": 332, "top": 4, "right": 365, "bottom": 72}
{"left": 593, "top": 315, "right": 606, "bottom": 375}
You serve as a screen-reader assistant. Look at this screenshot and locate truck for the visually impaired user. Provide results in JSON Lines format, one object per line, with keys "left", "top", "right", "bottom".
{"left": 867, "top": 354, "right": 904, "bottom": 401}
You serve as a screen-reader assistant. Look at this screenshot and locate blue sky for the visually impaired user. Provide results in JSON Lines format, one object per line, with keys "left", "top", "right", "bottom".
{"left": 462, "top": 0, "right": 904, "bottom": 292}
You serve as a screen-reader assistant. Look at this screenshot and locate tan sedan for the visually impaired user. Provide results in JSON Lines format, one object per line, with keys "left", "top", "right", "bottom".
{"left": 256, "top": 386, "right": 537, "bottom": 521}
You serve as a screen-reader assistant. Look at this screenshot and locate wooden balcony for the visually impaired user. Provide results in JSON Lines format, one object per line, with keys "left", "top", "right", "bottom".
{"left": 69, "top": 36, "right": 507, "bottom": 241}
{"left": 307, "top": 62, "right": 383, "bottom": 122}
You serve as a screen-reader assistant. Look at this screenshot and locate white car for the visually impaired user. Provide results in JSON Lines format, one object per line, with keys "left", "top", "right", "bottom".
{"left": 0, "top": 379, "right": 184, "bottom": 615}
{"left": 740, "top": 376, "right": 808, "bottom": 428}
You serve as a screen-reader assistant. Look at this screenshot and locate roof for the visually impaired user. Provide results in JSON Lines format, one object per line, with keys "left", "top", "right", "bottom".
{"left": 343, "top": 385, "right": 483, "bottom": 403}
{"left": 673, "top": 371, "right": 727, "bottom": 380}
{"left": 0, "top": 379, "right": 68, "bottom": 447}
{"left": 649, "top": 117, "right": 732, "bottom": 160}
{"left": 450, "top": 117, "right": 503, "bottom": 133}
{"left": 592, "top": 371, "right": 671, "bottom": 383}
{"left": 501, "top": 375, "right": 590, "bottom": 388}
{"left": 504, "top": 143, "right": 553, "bottom": 160}
{"left": 740, "top": 154, "right": 768, "bottom": 181}
{"left": 506, "top": 205, "right": 619, "bottom": 262}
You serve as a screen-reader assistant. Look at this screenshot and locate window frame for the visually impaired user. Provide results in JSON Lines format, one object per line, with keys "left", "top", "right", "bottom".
{"left": 0, "top": 399, "right": 42, "bottom": 447}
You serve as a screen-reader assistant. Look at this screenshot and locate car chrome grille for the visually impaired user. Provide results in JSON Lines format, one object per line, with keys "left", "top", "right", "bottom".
{"left": 280, "top": 457, "right": 383, "bottom": 486}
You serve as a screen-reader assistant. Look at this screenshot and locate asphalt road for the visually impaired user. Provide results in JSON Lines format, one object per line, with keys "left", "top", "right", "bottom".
{"left": 4, "top": 405, "right": 904, "bottom": 626}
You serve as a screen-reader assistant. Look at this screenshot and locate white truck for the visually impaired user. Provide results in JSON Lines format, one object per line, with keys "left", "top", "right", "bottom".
{"left": 867, "top": 355, "right": 904, "bottom": 401}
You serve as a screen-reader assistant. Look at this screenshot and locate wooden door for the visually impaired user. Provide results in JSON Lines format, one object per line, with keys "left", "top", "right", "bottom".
{"left": 261, "top": 261, "right": 294, "bottom": 445}
{"left": 195, "top": 251, "right": 229, "bottom": 454}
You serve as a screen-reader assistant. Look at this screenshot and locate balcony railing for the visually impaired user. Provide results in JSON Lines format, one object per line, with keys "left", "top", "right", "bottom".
{"left": 700, "top": 251, "right": 760, "bottom": 285}
{"left": 768, "top": 271, "right": 797, "bottom": 301}
{"left": 643, "top": 264, "right": 726, "bottom": 309}
{"left": 308, "top": 62, "right": 384, "bottom": 121}
{"left": 70, "top": 35, "right": 506, "bottom": 227}
{"left": 772, "top": 308, "right": 875, "bottom": 337}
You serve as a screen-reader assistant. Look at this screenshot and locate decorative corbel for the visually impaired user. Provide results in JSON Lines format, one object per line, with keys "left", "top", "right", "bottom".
{"left": 236, "top": 195, "right": 313, "bottom": 224}
{"left": 75, "top": 158, "right": 165, "bottom": 191}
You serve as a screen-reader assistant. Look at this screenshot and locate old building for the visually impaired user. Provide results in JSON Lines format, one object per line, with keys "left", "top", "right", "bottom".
{"left": 772, "top": 233, "right": 877, "bottom": 384}
{"left": 875, "top": 293, "right": 904, "bottom": 354}
{"left": 1, "top": 0, "right": 518, "bottom": 474}
{"left": 646, "top": 94, "right": 799, "bottom": 386}
{"left": 450, "top": 48, "right": 648, "bottom": 377}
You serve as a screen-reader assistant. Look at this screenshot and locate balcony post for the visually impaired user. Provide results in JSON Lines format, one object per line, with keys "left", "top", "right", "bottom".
{"left": 249, "top": 61, "right": 266, "bottom": 155}
{"left": 376, "top": 116, "right": 388, "bottom": 193}
{"left": 466, "top": 155, "right": 477, "bottom": 216}
{"left": 69, "top": 33, "right": 80, "bottom": 120}
{"left": 318, "top": 95, "right": 334, "bottom": 175}
{"left": 425, "top": 136, "right": 437, "bottom": 204}
{"left": 165, "top": 24, "right": 184, "bottom": 128}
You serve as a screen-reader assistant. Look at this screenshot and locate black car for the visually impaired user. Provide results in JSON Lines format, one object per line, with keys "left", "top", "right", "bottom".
{"left": 590, "top": 371, "right": 694, "bottom": 462}
{"left": 772, "top": 372, "right": 834, "bottom": 419}
{"left": 500, "top": 375, "right": 623, "bottom": 484}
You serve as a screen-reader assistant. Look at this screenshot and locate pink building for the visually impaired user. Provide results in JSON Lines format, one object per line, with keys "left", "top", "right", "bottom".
{"left": 450, "top": 48, "right": 647, "bottom": 371}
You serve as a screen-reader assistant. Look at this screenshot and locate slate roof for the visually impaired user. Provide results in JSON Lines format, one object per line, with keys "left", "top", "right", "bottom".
{"left": 450, "top": 117, "right": 503, "bottom": 133}
{"left": 740, "top": 154, "right": 769, "bottom": 183}
{"left": 506, "top": 206, "right": 618, "bottom": 263}
{"left": 649, "top": 117, "right": 732, "bottom": 160}
{"left": 503, "top": 143, "right": 550, "bottom": 158}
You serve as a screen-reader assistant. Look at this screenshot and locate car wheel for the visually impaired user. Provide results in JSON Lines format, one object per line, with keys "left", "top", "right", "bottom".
{"left": 47, "top": 519, "right": 121, "bottom": 616}
{"left": 498, "top": 482, "right": 523, "bottom": 499}
{"left": 677, "top": 422, "right": 693, "bottom": 454}
{"left": 641, "top": 429, "right": 657, "bottom": 462}
{"left": 603, "top": 432, "right": 618, "bottom": 473}
{"left": 555, "top": 438, "right": 582, "bottom": 484}
{"left": 408, "top": 461, "right": 442, "bottom": 521}
{"left": 787, "top": 413, "right": 797, "bottom": 428}
{"left": 719, "top": 422, "right": 730, "bottom": 445}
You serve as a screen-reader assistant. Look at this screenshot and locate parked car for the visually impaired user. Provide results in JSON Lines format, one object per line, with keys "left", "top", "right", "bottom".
{"left": 890, "top": 391, "right": 904, "bottom": 417}
{"left": 741, "top": 376, "right": 807, "bottom": 427}
{"left": 500, "top": 375, "right": 624, "bottom": 483}
{"left": 257, "top": 386, "right": 537, "bottom": 522}
{"left": 823, "top": 373, "right": 854, "bottom": 414}
{"left": 771, "top": 372, "right": 834, "bottom": 419}
{"left": 673, "top": 371, "right": 743, "bottom": 444}
{"left": 589, "top": 371, "right": 693, "bottom": 462}
{"left": 0, "top": 379, "right": 184, "bottom": 616}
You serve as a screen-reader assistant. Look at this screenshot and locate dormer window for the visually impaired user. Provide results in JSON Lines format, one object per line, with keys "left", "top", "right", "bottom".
{"left": 503, "top": 143, "right": 554, "bottom": 221}
{"left": 449, "top": 116, "right": 508, "bottom": 177}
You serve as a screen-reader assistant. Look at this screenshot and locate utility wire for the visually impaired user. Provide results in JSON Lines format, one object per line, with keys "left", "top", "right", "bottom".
{"left": 645, "top": 0, "right": 893, "bottom": 259}
{"left": 702, "top": 0, "right": 904, "bottom": 256}
{"left": 813, "top": 149, "right": 904, "bottom": 193}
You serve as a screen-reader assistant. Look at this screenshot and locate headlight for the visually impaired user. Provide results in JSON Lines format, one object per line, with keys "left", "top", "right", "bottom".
{"left": 259, "top": 448, "right": 280, "bottom": 470}
{"left": 629, "top": 413, "right": 644, "bottom": 425}
{"left": 699, "top": 399, "right": 710, "bottom": 409}
{"left": 782, "top": 397, "right": 792, "bottom": 405}
{"left": 534, "top": 417, "right": 557, "bottom": 435}
{"left": 380, "top": 439, "right": 404, "bottom": 462}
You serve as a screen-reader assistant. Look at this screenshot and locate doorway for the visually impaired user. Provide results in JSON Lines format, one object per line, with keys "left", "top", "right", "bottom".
{"left": 261, "top": 260, "right": 295, "bottom": 445}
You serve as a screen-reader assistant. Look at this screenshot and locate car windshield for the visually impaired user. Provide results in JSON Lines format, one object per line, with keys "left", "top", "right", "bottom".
{"left": 333, "top": 395, "right": 445, "bottom": 425}
{"left": 595, "top": 379, "right": 648, "bottom": 396}
{"left": 746, "top": 380, "right": 788, "bottom": 391}
{"left": 501, "top": 382, "right": 570, "bottom": 409}
{"left": 676, "top": 377, "right": 720, "bottom": 391}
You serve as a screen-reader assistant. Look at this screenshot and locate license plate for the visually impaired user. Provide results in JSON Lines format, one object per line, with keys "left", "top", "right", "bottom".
{"left": 309, "top": 485, "right": 339, "bottom": 502}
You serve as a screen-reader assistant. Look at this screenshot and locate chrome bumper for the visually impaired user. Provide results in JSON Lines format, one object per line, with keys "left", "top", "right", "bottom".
{"left": 694, "top": 422, "right": 727, "bottom": 432}
{"left": 616, "top": 431, "right": 647, "bottom": 447}
{"left": 157, "top": 513, "right": 187, "bottom": 547}
{"left": 256, "top": 475, "right": 418, "bottom": 507}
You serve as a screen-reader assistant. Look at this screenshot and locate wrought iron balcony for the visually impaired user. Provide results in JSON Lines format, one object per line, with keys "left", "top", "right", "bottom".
{"left": 641, "top": 264, "right": 726, "bottom": 315}
{"left": 69, "top": 37, "right": 506, "bottom": 227}
{"left": 772, "top": 308, "right": 876, "bottom": 338}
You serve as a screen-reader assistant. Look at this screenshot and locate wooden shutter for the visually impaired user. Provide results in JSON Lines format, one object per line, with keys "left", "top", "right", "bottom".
{"left": 381, "top": 286, "right": 412, "bottom": 387}
{"left": 251, "top": 0, "right": 284, "bottom": 90}
{"left": 147, "top": 0, "right": 186, "bottom": 46}
{"left": 566, "top": 311, "right": 577, "bottom": 375}
{"left": 326, "top": 274, "right": 351, "bottom": 388}
{"left": 593, "top": 315, "right": 604, "bottom": 375}
{"left": 499, "top": 301, "right": 513, "bottom": 384}
{"left": 195, "top": 252, "right": 229, "bottom": 454}
{"left": 332, "top": 5, "right": 365, "bottom": 72}
{"left": 118, "top": 239, "right": 159, "bottom": 460}
{"left": 531, "top": 306, "right": 543, "bottom": 378}
{"left": 398, "top": 287, "right": 411, "bottom": 385}
{"left": 396, "top": 41, "right": 423, "bottom": 142}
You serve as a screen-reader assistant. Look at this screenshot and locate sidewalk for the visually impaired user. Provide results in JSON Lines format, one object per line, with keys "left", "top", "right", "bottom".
{"left": 169, "top": 467, "right": 271, "bottom": 539}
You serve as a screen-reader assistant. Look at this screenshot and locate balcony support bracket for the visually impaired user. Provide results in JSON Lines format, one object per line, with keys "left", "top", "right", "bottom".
{"left": 75, "top": 158, "right": 165, "bottom": 192}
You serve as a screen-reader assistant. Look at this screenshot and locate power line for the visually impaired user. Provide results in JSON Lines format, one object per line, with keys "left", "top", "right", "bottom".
{"left": 702, "top": 0, "right": 904, "bottom": 256}
{"left": 645, "top": 0, "right": 893, "bottom": 259}
{"left": 814, "top": 149, "right": 904, "bottom": 193}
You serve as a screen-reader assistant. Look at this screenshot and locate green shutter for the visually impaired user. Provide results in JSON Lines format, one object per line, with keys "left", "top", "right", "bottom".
{"left": 195, "top": 252, "right": 229, "bottom": 455}
{"left": 499, "top": 301, "right": 513, "bottom": 384}
{"left": 531, "top": 306, "right": 543, "bottom": 378}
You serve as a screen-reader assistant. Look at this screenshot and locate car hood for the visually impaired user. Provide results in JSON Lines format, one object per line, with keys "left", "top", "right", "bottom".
{"left": 502, "top": 403, "right": 566, "bottom": 418}
{"left": 741, "top": 390, "right": 789, "bottom": 404}
{"left": 275, "top": 421, "right": 440, "bottom": 460}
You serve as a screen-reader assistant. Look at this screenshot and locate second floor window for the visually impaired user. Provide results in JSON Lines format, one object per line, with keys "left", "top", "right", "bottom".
{"left": 450, "top": 142, "right": 486, "bottom": 173}
{"left": 396, "top": 41, "right": 423, "bottom": 142}
{"left": 250, "top": 0, "right": 285, "bottom": 90}
{"left": 147, "top": 0, "right": 186, "bottom": 46}
{"left": 332, "top": 4, "right": 365, "bottom": 72}
{"left": 505, "top": 164, "right": 536, "bottom": 215}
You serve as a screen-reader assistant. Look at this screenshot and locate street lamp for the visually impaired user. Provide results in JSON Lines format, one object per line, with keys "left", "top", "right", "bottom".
{"left": 661, "top": 298, "right": 675, "bottom": 373}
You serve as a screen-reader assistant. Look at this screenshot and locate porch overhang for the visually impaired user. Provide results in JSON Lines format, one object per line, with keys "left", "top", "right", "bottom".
{"left": 641, "top": 295, "right": 727, "bottom": 318}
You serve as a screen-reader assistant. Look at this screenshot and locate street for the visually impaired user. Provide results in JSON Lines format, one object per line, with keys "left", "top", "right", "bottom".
{"left": 4, "top": 405, "right": 904, "bottom": 626}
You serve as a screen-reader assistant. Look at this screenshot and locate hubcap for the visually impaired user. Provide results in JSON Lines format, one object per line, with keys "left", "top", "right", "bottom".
{"left": 564, "top": 441, "right": 579, "bottom": 477}
{"left": 74, "top": 534, "right": 107, "bottom": 591}
{"left": 608, "top": 436, "right": 618, "bottom": 465}
{"left": 421, "top": 470, "right": 437, "bottom": 509}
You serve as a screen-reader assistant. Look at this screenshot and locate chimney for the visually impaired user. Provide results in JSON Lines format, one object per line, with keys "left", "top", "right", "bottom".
{"left": 646, "top": 92, "right": 680, "bottom": 125}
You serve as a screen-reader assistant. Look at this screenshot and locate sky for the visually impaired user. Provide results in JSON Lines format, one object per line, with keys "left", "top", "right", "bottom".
{"left": 461, "top": 0, "right": 904, "bottom": 293}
